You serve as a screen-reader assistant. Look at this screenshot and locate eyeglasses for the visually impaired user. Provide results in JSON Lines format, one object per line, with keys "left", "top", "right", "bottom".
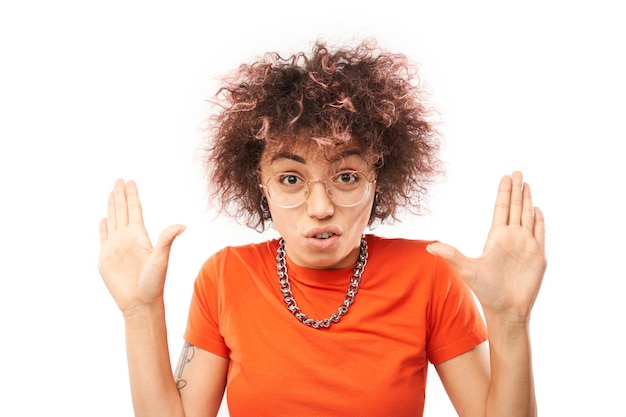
{"left": 259, "top": 170, "right": 376, "bottom": 208}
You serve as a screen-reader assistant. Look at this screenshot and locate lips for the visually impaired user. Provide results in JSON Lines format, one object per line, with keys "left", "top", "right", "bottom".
{"left": 305, "top": 227, "right": 342, "bottom": 240}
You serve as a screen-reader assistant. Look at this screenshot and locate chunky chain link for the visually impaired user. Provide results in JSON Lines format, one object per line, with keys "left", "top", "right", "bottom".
{"left": 276, "top": 237, "right": 368, "bottom": 329}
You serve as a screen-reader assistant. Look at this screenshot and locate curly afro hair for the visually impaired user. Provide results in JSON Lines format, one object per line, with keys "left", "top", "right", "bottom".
{"left": 202, "top": 38, "right": 443, "bottom": 231}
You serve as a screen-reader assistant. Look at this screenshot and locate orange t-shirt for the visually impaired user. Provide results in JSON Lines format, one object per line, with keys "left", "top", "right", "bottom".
{"left": 184, "top": 235, "right": 487, "bottom": 417}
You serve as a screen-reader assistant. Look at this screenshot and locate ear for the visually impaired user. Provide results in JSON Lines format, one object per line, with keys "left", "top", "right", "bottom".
{"left": 260, "top": 196, "right": 271, "bottom": 215}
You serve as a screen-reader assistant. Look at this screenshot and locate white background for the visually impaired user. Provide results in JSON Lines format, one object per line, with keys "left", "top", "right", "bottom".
{"left": 1, "top": 0, "right": 624, "bottom": 416}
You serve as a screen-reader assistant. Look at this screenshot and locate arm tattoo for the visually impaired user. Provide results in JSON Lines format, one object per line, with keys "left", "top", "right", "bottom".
{"left": 175, "top": 342, "right": 196, "bottom": 395}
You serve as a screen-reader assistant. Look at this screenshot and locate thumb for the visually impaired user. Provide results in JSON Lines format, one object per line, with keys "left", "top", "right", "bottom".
{"left": 152, "top": 224, "right": 186, "bottom": 261}
{"left": 138, "top": 224, "right": 186, "bottom": 302}
{"left": 426, "top": 242, "right": 471, "bottom": 274}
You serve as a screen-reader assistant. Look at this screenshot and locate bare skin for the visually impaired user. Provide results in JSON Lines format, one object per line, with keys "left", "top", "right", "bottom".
{"left": 428, "top": 172, "right": 546, "bottom": 319}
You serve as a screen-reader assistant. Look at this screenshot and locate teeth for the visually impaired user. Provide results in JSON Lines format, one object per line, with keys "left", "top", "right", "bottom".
{"left": 315, "top": 232, "right": 333, "bottom": 239}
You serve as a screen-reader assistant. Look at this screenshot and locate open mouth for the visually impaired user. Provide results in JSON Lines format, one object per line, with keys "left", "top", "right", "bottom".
{"left": 314, "top": 232, "right": 335, "bottom": 239}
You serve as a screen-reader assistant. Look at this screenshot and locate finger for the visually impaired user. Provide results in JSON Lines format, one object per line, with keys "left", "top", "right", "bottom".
{"left": 491, "top": 174, "right": 512, "bottom": 227}
{"left": 533, "top": 207, "right": 546, "bottom": 248}
{"left": 426, "top": 242, "right": 472, "bottom": 276}
{"left": 508, "top": 171, "right": 524, "bottom": 226}
{"left": 125, "top": 180, "right": 144, "bottom": 225}
{"left": 106, "top": 190, "right": 117, "bottom": 231}
{"left": 521, "top": 182, "right": 535, "bottom": 232}
{"left": 113, "top": 179, "right": 129, "bottom": 227}
{"left": 155, "top": 224, "right": 186, "bottom": 254}
{"left": 147, "top": 224, "right": 187, "bottom": 270}
{"left": 99, "top": 217, "right": 108, "bottom": 245}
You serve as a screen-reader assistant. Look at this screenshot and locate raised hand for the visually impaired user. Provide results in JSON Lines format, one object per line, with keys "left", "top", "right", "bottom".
{"left": 427, "top": 171, "right": 547, "bottom": 321}
{"left": 98, "top": 179, "right": 185, "bottom": 315}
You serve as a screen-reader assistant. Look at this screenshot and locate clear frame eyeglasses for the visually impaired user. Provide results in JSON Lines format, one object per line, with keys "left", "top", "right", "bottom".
{"left": 259, "top": 170, "right": 377, "bottom": 208}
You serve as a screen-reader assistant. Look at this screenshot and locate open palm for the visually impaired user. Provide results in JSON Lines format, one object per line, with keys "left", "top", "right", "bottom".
{"left": 428, "top": 172, "right": 547, "bottom": 320}
{"left": 98, "top": 180, "right": 184, "bottom": 314}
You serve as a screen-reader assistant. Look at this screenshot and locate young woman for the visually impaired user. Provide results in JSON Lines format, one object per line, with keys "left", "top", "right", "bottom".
{"left": 98, "top": 39, "right": 546, "bottom": 417}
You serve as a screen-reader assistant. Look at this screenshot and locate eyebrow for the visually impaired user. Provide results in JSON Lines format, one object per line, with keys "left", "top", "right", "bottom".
{"left": 270, "top": 152, "right": 306, "bottom": 164}
{"left": 270, "top": 149, "right": 363, "bottom": 164}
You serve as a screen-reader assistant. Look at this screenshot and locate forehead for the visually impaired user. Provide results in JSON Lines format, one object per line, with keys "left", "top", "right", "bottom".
{"left": 261, "top": 140, "right": 374, "bottom": 168}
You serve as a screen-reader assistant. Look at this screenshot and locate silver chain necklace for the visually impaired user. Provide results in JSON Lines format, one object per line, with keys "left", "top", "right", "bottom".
{"left": 276, "top": 236, "right": 368, "bottom": 329}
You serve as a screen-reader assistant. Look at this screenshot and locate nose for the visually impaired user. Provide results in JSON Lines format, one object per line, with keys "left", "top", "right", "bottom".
{"left": 306, "top": 179, "right": 334, "bottom": 218}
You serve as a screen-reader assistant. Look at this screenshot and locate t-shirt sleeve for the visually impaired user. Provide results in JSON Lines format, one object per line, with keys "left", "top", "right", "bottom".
{"left": 426, "top": 255, "right": 488, "bottom": 364}
{"left": 183, "top": 252, "right": 230, "bottom": 359}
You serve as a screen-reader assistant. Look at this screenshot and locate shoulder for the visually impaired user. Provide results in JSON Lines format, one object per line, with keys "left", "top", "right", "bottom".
{"left": 365, "top": 234, "right": 458, "bottom": 281}
{"left": 365, "top": 234, "right": 434, "bottom": 260}
{"left": 202, "top": 239, "right": 279, "bottom": 265}
{"left": 196, "top": 239, "right": 280, "bottom": 280}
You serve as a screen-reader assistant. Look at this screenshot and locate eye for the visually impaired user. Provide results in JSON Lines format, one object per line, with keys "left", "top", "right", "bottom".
{"left": 333, "top": 171, "right": 361, "bottom": 187}
{"left": 277, "top": 173, "right": 304, "bottom": 187}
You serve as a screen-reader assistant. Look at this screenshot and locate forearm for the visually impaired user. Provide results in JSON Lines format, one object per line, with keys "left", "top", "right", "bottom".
{"left": 484, "top": 314, "right": 537, "bottom": 417}
{"left": 124, "top": 304, "right": 185, "bottom": 417}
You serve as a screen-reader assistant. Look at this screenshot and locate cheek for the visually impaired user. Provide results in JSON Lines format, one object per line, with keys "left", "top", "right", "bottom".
{"left": 266, "top": 206, "right": 297, "bottom": 229}
{"left": 362, "top": 194, "right": 377, "bottom": 217}
{"left": 347, "top": 200, "right": 375, "bottom": 227}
